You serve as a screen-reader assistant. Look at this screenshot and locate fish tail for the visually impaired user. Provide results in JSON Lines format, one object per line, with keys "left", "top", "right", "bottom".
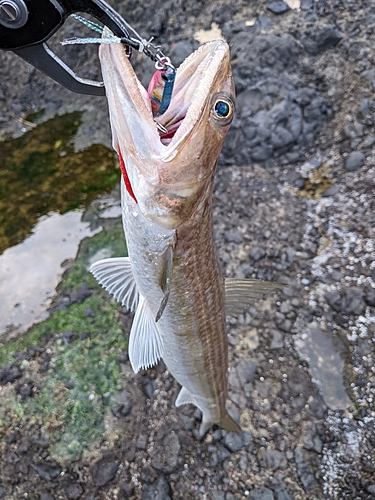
{"left": 219, "top": 411, "right": 241, "bottom": 433}
{"left": 199, "top": 411, "right": 241, "bottom": 437}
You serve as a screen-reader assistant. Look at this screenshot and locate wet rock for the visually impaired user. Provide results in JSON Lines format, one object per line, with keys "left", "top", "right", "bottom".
{"left": 141, "top": 377, "right": 156, "bottom": 399}
{"left": 118, "top": 351, "right": 129, "bottom": 363}
{"left": 84, "top": 307, "right": 95, "bottom": 318}
{"left": 308, "top": 395, "right": 326, "bottom": 419}
{"left": 63, "top": 481, "right": 84, "bottom": 500}
{"left": 151, "top": 432, "right": 180, "bottom": 473}
{"left": 258, "top": 448, "right": 286, "bottom": 470}
{"left": 302, "top": 26, "right": 342, "bottom": 55}
{"left": 345, "top": 151, "right": 364, "bottom": 171}
{"left": 300, "top": 0, "right": 313, "bottom": 9}
{"left": 40, "top": 494, "right": 54, "bottom": 500}
{"left": 208, "top": 445, "right": 230, "bottom": 467}
{"left": 325, "top": 291, "right": 341, "bottom": 312}
{"left": 91, "top": 455, "right": 118, "bottom": 487}
{"left": 225, "top": 230, "right": 243, "bottom": 243}
{"left": 112, "top": 392, "right": 133, "bottom": 418}
{"left": 266, "top": 1, "right": 290, "bottom": 15}
{"left": 18, "top": 463, "right": 28, "bottom": 474}
{"left": 208, "top": 490, "right": 225, "bottom": 500}
{"left": 341, "top": 287, "right": 366, "bottom": 315}
{"left": 142, "top": 475, "right": 171, "bottom": 500}
{"left": 362, "top": 135, "right": 375, "bottom": 149}
{"left": 70, "top": 284, "right": 92, "bottom": 303}
{"left": 17, "top": 440, "right": 30, "bottom": 453}
{"left": 294, "top": 447, "right": 315, "bottom": 489}
{"left": 136, "top": 435, "right": 148, "bottom": 450}
{"left": 123, "top": 441, "right": 136, "bottom": 463}
{"left": 270, "top": 330, "right": 284, "bottom": 349}
{"left": 170, "top": 40, "right": 197, "bottom": 67}
{"left": 223, "top": 432, "right": 244, "bottom": 453}
{"left": 39, "top": 360, "right": 50, "bottom": 372}
{"left": 33, "top": 461, "right": 61, "bottom": 481}
{"left": 364, "top": 286, "right": 375, "bottom": 306}
{"left": 18, "top": 380, "right": 35, "bottom": 398}
{"left": 0, "top": 364, "right": 22, "bottom": 384}
{"left": 322, "top": 184, "right": 340, "bottom": 197}
{"left": 62, "top": 331, "right": 78, "bottom": 343}
{"left": 236, "top": 360, "right": 257, "bottom": 386}
{"left": 6, "top": 432, "right": 17, "bottom": 444}
{"left": 301, "top": 421, "right": 323, "bottom": 453}
{"left": 6, "top": 451, "right": 19, "bottom": 464}
{"left": 64, "top": 380, "right": 75, "bottom": 390}
{"left": 120, "top": 481, "right": 135, "bottom": 498}
{"left": 273, "top": 483, "right": 293, "bottom": 500}
{"left": 250, "top": 247, "right": 266, "bottom": 261}
{"left": 249, "top": 487, "right": 274, "bottom": 500}
{"left": 140, "top": 465, "right": 158, "bottom": 484}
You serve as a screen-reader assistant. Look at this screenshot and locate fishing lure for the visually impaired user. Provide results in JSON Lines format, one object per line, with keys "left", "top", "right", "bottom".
{"left": 63, "top": 14, "right": 176, "bottom": 117}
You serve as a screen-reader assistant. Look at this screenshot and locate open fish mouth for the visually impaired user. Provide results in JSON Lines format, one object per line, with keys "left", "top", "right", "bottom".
{"left": 99, "top": 39, "right": 232, "bottom": 159}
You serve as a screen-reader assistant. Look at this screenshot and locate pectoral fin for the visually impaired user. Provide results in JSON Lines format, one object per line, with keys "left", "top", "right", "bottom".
{"left": 90, "top": 257, "right": 139, "bottom": 312}
{"left": 129, "top": 295, "right": 164, "bottom": 373}
{"left": 156, "top": 232, "right": 176, "bottom": 322}
{"left": 225, "top": 278, "right": 283, "bottom": 316}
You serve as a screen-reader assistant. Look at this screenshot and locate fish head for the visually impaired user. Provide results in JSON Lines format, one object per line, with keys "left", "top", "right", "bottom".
{"left": 100, "top": 39, "right": 235, "bottom": 230}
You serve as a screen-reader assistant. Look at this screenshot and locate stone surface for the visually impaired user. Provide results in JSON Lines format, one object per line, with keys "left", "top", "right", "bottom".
{"left": 266, "top": 1, "right": 290, "bottom": 15}
{"left": 151, "top": 433, "right": 180, "bottom": 473}
{"left": 345, "top": 151, "right": 365, "bottom": 171}
{"left": 0, "top": 364, "right": 22, "bottom": 384}
{"left": 249, "top": 487, "right": 274, "bottom": 500}
{"left": 33, "top": 461, "right": 61, "bottom": 481}
{"left": 91, "top": 455, "right": 118, "bottom": 487}
{"left": 142, "top": 476, "right": 171, "bottom": 500}
{"left": 341, "top": 287, "right": 366, "bottom": 315}
{"left": 223, "top": 432, "right": 244, "bottom": 453}
{"left": 294, "top": 447, "right": 315, "bottom": 490}
{"left": 63, "top": 481, "right": 84, "bottom": 500}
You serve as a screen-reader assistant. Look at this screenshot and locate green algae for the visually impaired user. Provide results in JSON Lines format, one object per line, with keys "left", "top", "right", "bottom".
{"left": 0, "top": 219, "right": 127, "bottom": 364}
{"left": 61, "top": 220, "right": 127, "bottom": 293}
{"left": 0, "top": 219, "right": 129, "bottom": 460}
{"left": 0, "top": 295, "right": 127, "bottom": 461}
{"left": 0, "top": 111, "right": 119, "bottom": 254}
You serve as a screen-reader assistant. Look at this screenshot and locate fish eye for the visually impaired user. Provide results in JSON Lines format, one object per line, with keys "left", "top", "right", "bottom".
{"left": 211, "top": 93, "right": 234, "bottom": 125}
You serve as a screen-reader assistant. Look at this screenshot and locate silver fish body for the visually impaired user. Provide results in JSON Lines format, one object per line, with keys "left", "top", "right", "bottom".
{"left": 122, "top": 180, "right": 230, "bottom": 432}
{"left": 91, "top": 38, "right": 280, "bottom": 435}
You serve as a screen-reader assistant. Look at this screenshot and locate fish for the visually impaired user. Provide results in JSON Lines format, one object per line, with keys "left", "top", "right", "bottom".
{"left": 90, "top": 38, "right": 280, "bottom": 436}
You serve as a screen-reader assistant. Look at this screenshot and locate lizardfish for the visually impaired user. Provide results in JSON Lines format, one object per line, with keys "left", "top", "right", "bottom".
{"left": 91, "top": 39, "right": 279, "bottom": 436}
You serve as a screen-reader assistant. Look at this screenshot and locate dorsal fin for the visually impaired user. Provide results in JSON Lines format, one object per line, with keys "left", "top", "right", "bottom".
{"left": 225, "top": 278, "right": 283, "bottom": 316}
{"left": 90, "top": 257, "right": 139, "bottom": 312}
{"left": 129, "top": 295, "right": 164, "bottom": 373}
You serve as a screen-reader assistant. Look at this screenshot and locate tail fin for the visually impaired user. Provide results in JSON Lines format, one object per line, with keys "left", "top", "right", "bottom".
{"left": 199, "top": 411, "right": 241, "bottom": 437}
{"left": 219, "top": 412, "right": 241, "bottom": 432}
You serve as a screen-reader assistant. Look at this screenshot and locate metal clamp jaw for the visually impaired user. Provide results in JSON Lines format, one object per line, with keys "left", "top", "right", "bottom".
{"left": 0, "top": 0, "right": 133, "bottom": 95}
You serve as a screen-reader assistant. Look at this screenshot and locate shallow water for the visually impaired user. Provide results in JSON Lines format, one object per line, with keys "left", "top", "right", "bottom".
{"left": 0, "top": 111, "right": 118, "bottom": 254}
{"left": 0, "top": 111, "right": 121, "bottom": 340}
{"left": 0, "top": 210, "right": 98, "bottom": 339}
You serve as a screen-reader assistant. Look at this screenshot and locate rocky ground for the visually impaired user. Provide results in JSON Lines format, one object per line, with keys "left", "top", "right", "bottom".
{"left": 0, "top": 0, "right": 374, "bottom": 498}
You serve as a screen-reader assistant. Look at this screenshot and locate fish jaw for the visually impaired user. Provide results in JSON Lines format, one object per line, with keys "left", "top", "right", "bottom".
{"left": 100, "top": 40, "right": 235, "bottom": 230}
